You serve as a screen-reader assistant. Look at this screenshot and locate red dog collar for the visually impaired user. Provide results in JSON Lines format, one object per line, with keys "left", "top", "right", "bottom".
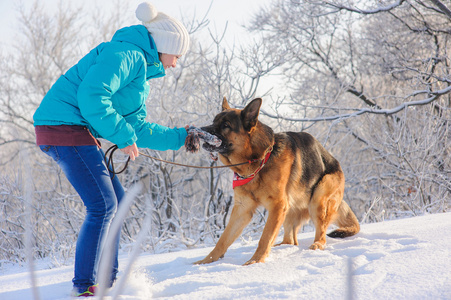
{"left": 233, "top": 148, "right": 273, "bottom": 189}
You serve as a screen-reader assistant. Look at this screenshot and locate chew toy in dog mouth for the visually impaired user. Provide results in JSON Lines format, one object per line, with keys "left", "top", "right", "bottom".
{"left": 200, "top": 134, "right": 222, "bottom": 160}
{"left": 202, "top": 141, "right": 221, "bottom": 152}
{"left": 185, "top": 126, "right": 222, "bottom": 153}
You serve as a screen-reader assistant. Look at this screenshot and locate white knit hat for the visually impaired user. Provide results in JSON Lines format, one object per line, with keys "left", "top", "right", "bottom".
{"left": 135, "top": 2, "right": 190, "bottom": 56}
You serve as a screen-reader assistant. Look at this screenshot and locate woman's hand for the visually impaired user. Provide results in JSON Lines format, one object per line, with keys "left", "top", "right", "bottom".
{"left": 185, "top": 125, "right": 200, "bottom": 153}
{"left": 120, "top": 143, "right": 139, "bottom": 161}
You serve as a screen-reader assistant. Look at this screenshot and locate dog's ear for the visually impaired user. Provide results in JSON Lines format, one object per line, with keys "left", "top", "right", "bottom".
{"left": 241, "top": 98, "right": 262, "bottom": 131}
{"left": 222, "top": 97, "right": 231, "bottom": 111}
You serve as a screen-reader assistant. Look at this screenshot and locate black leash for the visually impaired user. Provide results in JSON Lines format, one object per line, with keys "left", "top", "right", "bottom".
{"left": 104, "top": 145, "right": 131, "bottom": 178}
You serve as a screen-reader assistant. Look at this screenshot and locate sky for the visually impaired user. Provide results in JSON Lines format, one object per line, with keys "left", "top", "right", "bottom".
{"left": 1, "top": 212, "right": 450, "bottom": 299}
{"left": 0, "top": 0, "right": 271, "bottom": 49}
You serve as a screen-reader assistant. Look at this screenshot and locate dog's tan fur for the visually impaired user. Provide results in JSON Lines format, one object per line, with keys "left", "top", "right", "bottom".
{"left": 196, "top": 97, "right": 360, "bottom": 265}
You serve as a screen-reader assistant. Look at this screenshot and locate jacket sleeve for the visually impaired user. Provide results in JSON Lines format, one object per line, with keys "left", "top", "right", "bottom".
{"left": 134, "top": 117, "right": 188, "bottom": 151}
{"left": 119, "top": 93, "right": 186, "bottom": 150}
{"left": 77, "top": 50, "right": 139, "bottom": 148}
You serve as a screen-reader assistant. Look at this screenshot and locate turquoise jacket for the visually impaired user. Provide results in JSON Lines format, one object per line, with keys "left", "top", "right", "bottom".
{"left": 33, "top": 25, "right": 187, "bottom": 151}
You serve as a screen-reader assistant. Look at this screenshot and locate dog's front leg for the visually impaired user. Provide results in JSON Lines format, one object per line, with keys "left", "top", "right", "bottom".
{"left": 244, "top": 199, "right": 287, "bottom": 265}
{"left": 194, "top": 196, "right": 258, "bottom": 265}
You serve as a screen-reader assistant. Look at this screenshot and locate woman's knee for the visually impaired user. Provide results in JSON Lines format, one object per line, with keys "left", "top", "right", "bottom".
{"left": 85, "top": 194, "right": 118, "bottom": 220}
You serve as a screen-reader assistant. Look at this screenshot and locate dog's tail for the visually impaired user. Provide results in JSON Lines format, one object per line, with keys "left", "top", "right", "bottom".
{"left": 328, "top": 200, "right": 360, "bottom": 238}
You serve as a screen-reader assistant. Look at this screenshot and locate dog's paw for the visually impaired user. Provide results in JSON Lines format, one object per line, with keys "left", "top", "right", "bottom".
{"left": 243, "top": 256, "right": 265, "bottom": 265}
{"left": 243, "top": 260, "right": 255, "bottom": 266}
{"left": 274, "top": 240, "right": 297, "bottom": 247}
{"left": 309, "top": 242, "right": 326, "bottom": 250}
{"left": 193, "top": 256, "right": 217, "bottom": 265}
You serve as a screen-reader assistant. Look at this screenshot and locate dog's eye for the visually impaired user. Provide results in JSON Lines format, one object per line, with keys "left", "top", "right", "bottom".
{"left": 221, "top": 122, "right": 231, "bottom": 130}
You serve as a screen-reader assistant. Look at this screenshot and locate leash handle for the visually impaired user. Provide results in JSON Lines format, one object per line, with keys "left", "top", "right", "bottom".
{"left": 104, "top": 145, "right": 131, "bottom": 178}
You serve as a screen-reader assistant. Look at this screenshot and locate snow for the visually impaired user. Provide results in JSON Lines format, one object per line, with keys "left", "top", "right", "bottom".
{"left": 1, "top": 212, "right": 450, "bottom": 299}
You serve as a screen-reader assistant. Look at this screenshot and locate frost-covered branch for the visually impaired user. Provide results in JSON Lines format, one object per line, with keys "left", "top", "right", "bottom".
{"left": 317, "top": 0, "right": 406, "bottom": 14}
{"left": 262, "top": 85, "right": 451, "bottom": 122}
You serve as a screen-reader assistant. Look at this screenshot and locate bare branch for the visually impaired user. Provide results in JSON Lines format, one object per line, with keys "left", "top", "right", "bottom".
{"left": 261, "top": 85, "right": 451, "bottom": 122}
{"left": 316, "top": 0, "right": 406, "bottom": 14}
{"left": 429, "top": 0, "right": 451, "bottom": 19}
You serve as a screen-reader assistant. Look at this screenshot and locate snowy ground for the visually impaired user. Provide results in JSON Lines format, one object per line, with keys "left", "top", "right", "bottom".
{"left": 1, "top": 212, "right": 450, "bottom": 299}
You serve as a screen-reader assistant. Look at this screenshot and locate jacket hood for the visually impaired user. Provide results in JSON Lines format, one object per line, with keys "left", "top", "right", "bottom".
{"left": 111, "top": 25, "right": 165, "bottom": 80}
{"left": 112, "top": 25, "right": 159, "bottom": 63}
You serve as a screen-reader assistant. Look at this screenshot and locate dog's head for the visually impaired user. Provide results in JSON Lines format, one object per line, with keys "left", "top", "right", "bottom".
{"left": 202, "top": 97, "right": 273, "bottom": 162}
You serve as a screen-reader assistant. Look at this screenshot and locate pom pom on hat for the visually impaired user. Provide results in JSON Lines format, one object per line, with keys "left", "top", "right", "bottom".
{"left": 135, "top": 2, "right": 190, "bottom": 56}
{"left": 135, "top": 2, "right": 158, "bottom": 23}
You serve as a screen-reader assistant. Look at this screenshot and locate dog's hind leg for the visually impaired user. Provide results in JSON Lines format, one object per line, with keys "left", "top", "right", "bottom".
{"left": 327, "top": 200, "right": 360, "bottom": 238}
{"left": 194, "top": 196, "right": 258, "bottom": 265}
{"left": 308, "top": 172, "right": 344, "bottom": 250}
{"left": 276, "top": 207, "right": 309, "bottom": 246}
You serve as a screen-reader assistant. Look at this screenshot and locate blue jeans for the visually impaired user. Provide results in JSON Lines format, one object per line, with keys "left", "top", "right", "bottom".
{"left": 39, "top": 145, "right": 124, "bottom": 289}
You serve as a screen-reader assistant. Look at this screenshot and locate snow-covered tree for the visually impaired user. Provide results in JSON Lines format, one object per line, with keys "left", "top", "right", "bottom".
{"left": 246, "top": 0, "right": 450, "bottom": 220}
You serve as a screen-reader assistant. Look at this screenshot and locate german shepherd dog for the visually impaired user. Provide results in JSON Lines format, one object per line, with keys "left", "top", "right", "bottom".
{"left": 195, "top": 97, "right": 360, "bottom": 265}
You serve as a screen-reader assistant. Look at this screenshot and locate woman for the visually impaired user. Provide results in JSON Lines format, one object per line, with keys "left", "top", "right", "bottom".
{"left": 33, "top": 2, "right": 192, "bottom": 297}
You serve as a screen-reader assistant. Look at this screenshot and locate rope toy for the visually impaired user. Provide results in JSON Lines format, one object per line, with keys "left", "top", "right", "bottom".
{"left": 185, "top": 126, "right": 221, "bottom": 160}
